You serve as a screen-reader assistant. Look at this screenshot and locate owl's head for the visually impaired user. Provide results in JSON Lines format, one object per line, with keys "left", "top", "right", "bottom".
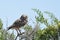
{"left": 20, "top": 15, "right": 28, "bottom": 20}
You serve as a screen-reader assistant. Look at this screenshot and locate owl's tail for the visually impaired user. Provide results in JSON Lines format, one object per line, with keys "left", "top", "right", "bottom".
{"left": 7, "top": 27, "right": 12, "bottom": 30}
{"left": 7, "top": 25, "right": 13, "bottom": 30}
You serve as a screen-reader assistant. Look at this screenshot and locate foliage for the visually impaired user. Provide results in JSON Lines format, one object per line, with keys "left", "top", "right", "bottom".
{"left": 32, "top": 9, "right": 60, "bottom": 40}
{"left": 0, "top": 19, "right": 3, "bottom": 29}
{"left": 0, "top": 19, "right": 15, "bottom": 40}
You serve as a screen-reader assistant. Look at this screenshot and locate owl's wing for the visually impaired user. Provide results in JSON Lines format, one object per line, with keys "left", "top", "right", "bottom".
{"left": 13, "top": 19, "right": 21, "bottom": 26}
{"left": 7, "top": 19, "right": 21, "bottom": 30}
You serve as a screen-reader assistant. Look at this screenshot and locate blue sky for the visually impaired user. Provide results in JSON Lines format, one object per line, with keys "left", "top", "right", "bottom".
{"left": 0, "top": 0, "right": 60, "bottom": 29}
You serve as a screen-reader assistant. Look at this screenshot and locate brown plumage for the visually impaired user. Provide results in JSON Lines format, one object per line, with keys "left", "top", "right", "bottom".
{"left": 7, "top": 15, "right": 28, "bottom": 30}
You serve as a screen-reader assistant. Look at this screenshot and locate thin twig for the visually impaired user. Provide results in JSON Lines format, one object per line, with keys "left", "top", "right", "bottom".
{"left": 15, "top": 32, "right": 25, "bottom": 40}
